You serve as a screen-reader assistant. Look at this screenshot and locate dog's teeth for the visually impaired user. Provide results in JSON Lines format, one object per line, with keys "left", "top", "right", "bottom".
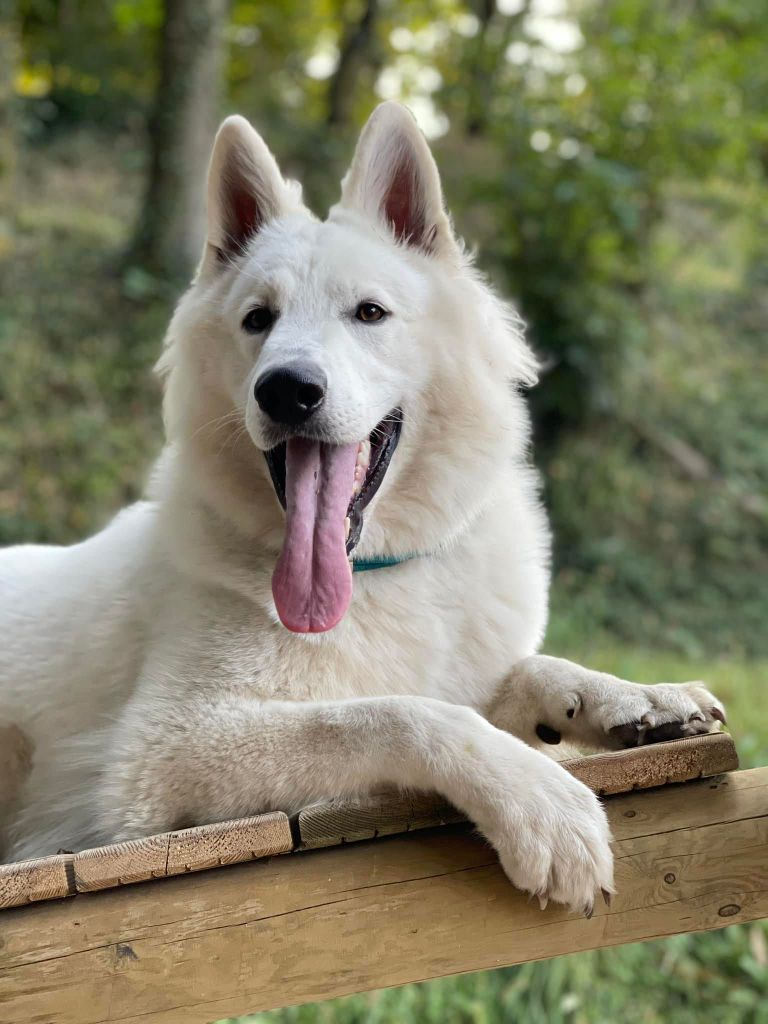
{"left": 352, "top": 441, "right": 371, "bottom": 498}
{"left": 345, "top": 517, "right": 351, "bottom": 540}
{"left": 356, "top": 440, "right": 371, "bottom": 470}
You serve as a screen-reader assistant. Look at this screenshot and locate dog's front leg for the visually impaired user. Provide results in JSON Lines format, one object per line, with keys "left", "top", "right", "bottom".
{"left": 101, "top": 694, "right": 613, "bottom": 913}
{"left": 488, "top": 655, "right": 726, "bottom": 751}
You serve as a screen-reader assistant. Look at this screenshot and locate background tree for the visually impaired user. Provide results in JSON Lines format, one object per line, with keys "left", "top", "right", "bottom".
{"left": 0, "top": 0, "right": 18, "bottom": 264}
{"left": 327, "top": 0, "right": 382, "bottom": 128}
{"left": 131, "top": 0, "right": 229, "bottom": 279}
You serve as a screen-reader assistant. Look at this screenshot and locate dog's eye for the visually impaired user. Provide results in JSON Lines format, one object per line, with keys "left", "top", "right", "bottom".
{"left": 355, "top": 302, "right": 387, "bottom": 323}
{"left": 242, "top": 307, "right": 275, "bottom": 334}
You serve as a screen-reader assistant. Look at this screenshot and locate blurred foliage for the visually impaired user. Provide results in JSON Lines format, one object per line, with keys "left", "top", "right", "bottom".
{"left": 0, "top": 134, "right": 166, "bottom": 541}
{"left": 2, "top": 2, "right": 767, "bottom": 1020}
{"left": 4, "top": 0, "right": 766, "bottom": 657}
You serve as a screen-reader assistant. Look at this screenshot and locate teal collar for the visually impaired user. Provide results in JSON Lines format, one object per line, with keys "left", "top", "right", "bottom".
{"left": 352, "top": 553, "right": 420, "bottom": 572}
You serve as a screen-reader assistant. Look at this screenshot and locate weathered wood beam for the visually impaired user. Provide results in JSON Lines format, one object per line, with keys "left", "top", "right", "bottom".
{"left": 0, "top": 733, "right": 738, "bottom": 909}
{"left": 1, "top": 764, "right": 765, "bottom": 1024}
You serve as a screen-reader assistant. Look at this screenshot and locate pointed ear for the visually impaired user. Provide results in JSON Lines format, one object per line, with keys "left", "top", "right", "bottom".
{"left": 338, "top": 102, "right": 458, "bottom": 259}
{"left": 205, "top": 115, "right": 293, "bottom": 265}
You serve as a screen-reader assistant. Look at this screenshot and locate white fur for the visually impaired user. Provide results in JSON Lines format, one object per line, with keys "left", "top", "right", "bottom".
{"left": 0, "top": 104, "right": 723, "bottom": 912}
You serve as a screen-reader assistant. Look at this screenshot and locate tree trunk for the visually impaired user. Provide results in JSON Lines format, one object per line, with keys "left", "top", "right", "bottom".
{"left": 465, "top": 0, "right": 528, "bottom": 137}
{"left": 327, "top": 0, "right": 380, "bottom": 128}
{"left": 131, "top": 0, "right": 228, "bottom": 280}
{"left": 0, "top": 0, "right": 18, "bottom": 265}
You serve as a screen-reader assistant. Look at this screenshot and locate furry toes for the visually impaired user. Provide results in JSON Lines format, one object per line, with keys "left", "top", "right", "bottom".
{"left": 602, "top": 682, "right": 726, "bottom": 748}
{"left": 492, "top": 657, "right": 727, "bottom": 754}
{"left": 484, "top": 760, "right": 615, "bottom": 915}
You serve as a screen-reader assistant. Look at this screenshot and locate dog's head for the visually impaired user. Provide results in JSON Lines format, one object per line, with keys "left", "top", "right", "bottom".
{"left": 160, "top": 102, "right": 538, "bottom": 634}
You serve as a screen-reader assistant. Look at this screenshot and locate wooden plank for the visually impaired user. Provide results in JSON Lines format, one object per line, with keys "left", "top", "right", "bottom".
{"left": 298, "top": 792, "right": 463, "bottom": 849}
{"left": 0, "top": 854, "right": 73, "bottom": 909}
{"left": 73, "top": 835, "right": 170, "bottom": 893}
{"left": 563, "top": 731, "right": 738, "bottom": 795}
{"left": 165, "top": 812, "right": 293, "bottom": 874}
{"left": 1, "top": 766, "right": 765, "bottom": 1024}
{"left": 71, "top": 812, "right": 292, "bottom": 892}
{"left": 298, "top": 732, "right": 737, "bottom": 849}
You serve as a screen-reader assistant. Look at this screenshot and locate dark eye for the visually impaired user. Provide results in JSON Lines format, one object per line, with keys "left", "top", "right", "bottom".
{"left": 242, "top": 307, "right": 275, "bottom": 334}
{"left": 355, "top": 302, "right": 387, "bottom": 323}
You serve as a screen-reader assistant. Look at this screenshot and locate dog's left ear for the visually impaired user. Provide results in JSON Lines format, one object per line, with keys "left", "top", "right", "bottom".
{"left": 203, "top": 115, "right": 297, "bottom": 269}
{"left": 338, "top": 102, "right": 458, "bottom": 260}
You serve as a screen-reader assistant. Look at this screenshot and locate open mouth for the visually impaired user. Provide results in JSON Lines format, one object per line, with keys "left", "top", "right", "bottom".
{"left": 264, "top": 408, "right": 403, "bottom": 634}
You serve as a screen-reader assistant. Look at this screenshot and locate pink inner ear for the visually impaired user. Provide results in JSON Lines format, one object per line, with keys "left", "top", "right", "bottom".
{"left": 219, "top": 157, "right": 265, "bottom": 259}
{"left": 384, "top": 155, "right": 427, "bottom": 248}
{"left": 231, "top": 184, "right": 260, "bottom": 243}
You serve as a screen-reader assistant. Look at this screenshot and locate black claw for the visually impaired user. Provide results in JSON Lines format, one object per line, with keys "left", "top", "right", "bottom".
{"left": 608, "top": 722, "right": 644, "bottom": 748}
{"left": 584, "top": 903, "right": 594, "bottom": 920}
{"left": 644, "top": 721, "right": 689, "bottom": 743}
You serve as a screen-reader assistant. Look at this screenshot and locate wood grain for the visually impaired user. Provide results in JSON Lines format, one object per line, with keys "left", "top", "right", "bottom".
{"left": 298, "top": 732, "right": 738, "bottom": 849}
{"left": 165, "top": 812, "right": 293, "bottom": 874}
{"left": 298, "top": 791, "right": 464, "bottom": 849}
{"left": 562, "top": 731, "right": 738, "bottom": 794}
{"left": 0, "top": 812, "right": 293, "bottom": 905}
{"left": 0, "top": 854, "right": 73, "bottom": 910}
{"left": 71, "top": 812, "right": 293, "bottom": 892}
{"left": 1, "top": 765, "right": 764, "bottom": 1024}
{"left": 73, "top": 834, "right": 170, "bottom": 893}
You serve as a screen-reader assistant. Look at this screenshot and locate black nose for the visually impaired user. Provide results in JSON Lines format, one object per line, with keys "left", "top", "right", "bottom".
{"left": 254, "top": 365, "right": 327, "bottom": 426}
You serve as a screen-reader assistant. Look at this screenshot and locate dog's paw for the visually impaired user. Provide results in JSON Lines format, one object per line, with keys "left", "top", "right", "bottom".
{"left": 597, "top": 681, "right": 726, "bottom": 748}
{"left": 485, "top": 759, "right": 614, "bottom": 915}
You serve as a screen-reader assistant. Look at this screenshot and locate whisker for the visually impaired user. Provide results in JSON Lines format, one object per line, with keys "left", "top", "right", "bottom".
{"left": 189, "top": 409, "right": 243, "bottom": 442}
{"left": 217, "top": 422, "right": 250, "bottom": 459}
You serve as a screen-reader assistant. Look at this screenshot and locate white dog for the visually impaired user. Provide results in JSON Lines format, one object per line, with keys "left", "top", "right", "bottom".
{"left": 0, "top": 103, "right": 724, "bottom": 914}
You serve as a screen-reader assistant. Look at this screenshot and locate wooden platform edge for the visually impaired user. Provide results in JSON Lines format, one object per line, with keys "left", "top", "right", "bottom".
{"left": 0, "top": 854, "right": 74, "bottom": 909}
{"left": 562, "top": 729, "right": 738, "bottom": 794}
{"left": 297, "top": 731, "right": 738, "bottom": 849}
{"left": 0, "top": 811, "right": 292, "bottom": 909}
{"left": 0, "top": 732, "right": 737, "bottom": 909}
{"left": 1, "top": 765, "right": 765, "bottom": 1024}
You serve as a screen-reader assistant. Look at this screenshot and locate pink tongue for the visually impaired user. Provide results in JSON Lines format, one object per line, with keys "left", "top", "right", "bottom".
{"left": 272, "top": 437, "right": 358, "bottom": 633}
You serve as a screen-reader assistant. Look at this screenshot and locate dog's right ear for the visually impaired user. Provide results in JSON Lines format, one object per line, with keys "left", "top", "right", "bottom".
{"left": 204, "top": 115, "right": 291, "bottom": 267}
{"left": 337, "top": 102, "right": 458, "bottom": 261}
